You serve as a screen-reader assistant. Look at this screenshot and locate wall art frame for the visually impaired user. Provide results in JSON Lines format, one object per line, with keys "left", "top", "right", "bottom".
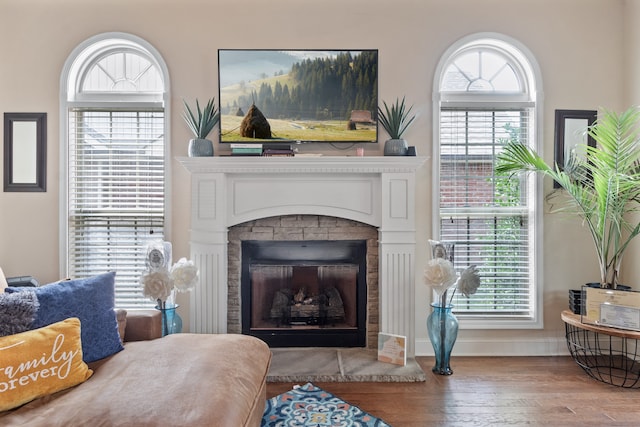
{"left": 553, "top": 109, "right": 597, "bottom": 188}
{"left": 3, "top": 112, "right": 47, "bottom": 192}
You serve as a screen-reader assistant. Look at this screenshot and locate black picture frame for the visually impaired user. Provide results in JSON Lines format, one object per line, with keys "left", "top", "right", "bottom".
{"left": 553, "top": 109, "right": 597, "bottom": 188}
{"left": 3, "top": 112, "right": 47, "bottom": 192}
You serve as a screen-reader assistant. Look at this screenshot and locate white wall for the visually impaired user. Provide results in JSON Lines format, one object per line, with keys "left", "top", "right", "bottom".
{"left": 0, "top": 0, "right": 630, "bottom": 355}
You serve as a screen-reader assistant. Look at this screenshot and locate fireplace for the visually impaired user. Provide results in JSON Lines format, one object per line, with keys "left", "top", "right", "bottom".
{"left": 241, "top": 240, "right": 367, "bottom": 347}
{"left": 178, "top": 156, "right": 425, "bottom": 356}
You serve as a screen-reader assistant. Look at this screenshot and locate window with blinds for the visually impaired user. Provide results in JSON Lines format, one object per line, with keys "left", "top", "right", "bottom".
{"left": 434, "top": 35, "right": 541, "bottom": 325}
{"left": 68, "top": 109, "right": 165, "bottom": 308}
{"left": 62, "top": 34, "right": 168, "bottom": 309}
{"left": 440, "top": 108, "right": 533, "bottom": 317}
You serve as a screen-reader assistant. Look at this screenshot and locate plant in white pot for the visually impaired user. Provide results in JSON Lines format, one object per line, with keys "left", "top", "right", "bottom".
{"left": 183, "top": 97, "right": 220, "bottom": 157}
{"left": 378, "top": 97, "right": 416, "bottom": 156}
{"left": 496, "top": 107, "right": 640, "bottom": 289}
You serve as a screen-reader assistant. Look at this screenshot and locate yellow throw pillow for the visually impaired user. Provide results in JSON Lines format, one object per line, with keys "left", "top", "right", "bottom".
{"left": 0, "top": 317, "right": 93, "bottom": 411}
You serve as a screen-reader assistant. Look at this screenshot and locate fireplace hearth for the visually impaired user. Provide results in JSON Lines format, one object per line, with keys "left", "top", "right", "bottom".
{"left": 241, "top": 240, "right": 367, "bottom": 347}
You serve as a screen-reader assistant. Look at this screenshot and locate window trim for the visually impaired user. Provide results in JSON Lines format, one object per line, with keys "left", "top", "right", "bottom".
{"left": 59, "top": 32, "right": 172, "bottom": 300}
{"left": 432, "top": 32, "right": 544, "bottom": 329}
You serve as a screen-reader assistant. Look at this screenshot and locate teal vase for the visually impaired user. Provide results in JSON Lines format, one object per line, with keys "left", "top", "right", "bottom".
{"left": 156, "top": 304, "right": 183, "bottom": 336}
{"left": 427, "top": 303, "right": 459, "bottom": 375}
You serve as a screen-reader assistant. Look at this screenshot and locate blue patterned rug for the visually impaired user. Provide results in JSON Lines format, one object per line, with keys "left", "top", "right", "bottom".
{"left": 262, "top": 382, "right": 390, "bottom": 426}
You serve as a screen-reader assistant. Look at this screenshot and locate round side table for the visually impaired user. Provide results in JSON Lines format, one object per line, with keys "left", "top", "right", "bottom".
{"left": 562, "top": 310, "right": 640, "bottom": 388}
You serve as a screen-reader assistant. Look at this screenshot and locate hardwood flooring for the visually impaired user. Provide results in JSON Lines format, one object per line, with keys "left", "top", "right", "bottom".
{"left": 266, "top": 356, "right": 640, "bottom": 426}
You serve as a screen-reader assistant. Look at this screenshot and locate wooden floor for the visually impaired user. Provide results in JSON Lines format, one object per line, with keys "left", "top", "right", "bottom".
{"left": 266, "top": 356, "right": 640, "bottom": 426}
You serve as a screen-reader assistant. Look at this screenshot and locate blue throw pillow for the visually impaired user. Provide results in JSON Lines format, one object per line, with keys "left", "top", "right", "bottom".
{"left": 5, "top": 272, "right": 123, "bottom": 362}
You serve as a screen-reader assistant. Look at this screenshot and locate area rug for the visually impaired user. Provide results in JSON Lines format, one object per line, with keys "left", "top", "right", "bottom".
{"left": 262, "top": 382, "right": 390, "bottom": 426}
{"left": 267, "top": 347, "right": 426, "bottom": 382}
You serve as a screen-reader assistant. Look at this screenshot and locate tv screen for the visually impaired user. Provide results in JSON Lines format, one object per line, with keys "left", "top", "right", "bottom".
{"left": 218, "top": 49, "right": 378, "bottom": 144}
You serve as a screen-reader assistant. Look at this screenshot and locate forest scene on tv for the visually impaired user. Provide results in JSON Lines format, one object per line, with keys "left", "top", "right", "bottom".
{"left": 219, "top": 50, "right": 378, "bottom": 143}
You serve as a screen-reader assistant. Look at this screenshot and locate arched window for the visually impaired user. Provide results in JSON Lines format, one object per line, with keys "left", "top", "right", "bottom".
{"left": 61, "top": 33, "right": 170, "bottom": 308}
{"left": 433, "top": 33, "right": 543, "bottom": 328}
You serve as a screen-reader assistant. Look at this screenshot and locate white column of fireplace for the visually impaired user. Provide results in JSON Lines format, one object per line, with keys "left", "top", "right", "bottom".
{"left": 178, "top": 156, "right": 426, "bottom": 356}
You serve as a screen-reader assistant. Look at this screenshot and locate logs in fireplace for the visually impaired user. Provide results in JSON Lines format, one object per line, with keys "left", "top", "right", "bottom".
{"left": 270, "top": 285, "right": 346, "bottom": 327}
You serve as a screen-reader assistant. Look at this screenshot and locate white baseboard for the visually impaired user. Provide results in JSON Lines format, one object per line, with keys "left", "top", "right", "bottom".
{"left": 415, "top": 337, "right": 570, "bottom": 356}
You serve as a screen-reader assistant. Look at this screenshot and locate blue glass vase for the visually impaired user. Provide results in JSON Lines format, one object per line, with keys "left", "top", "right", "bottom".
{"left": 427, "top": 303, "right": 459, "bottom": 375}
{"left": 156, "top": 304, "right": 183, "bottom": 336}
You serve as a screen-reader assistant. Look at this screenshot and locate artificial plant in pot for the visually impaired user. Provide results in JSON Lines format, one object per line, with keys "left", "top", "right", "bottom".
{"left": 183, "top": 97, "right": 220, "bottom": 157}
{"left": 378, "top": 97, "right": 416, "bottom": 156}
{"left": 496, "top": 106, "right": 640, "bottom": 289}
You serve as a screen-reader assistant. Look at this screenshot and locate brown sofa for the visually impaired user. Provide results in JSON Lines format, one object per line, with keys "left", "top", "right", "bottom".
{"left": 0, "top": 310, "right": 272, "bottom": 427}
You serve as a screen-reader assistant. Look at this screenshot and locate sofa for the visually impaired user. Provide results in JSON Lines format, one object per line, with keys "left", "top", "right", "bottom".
{"left": 0, "top": 269, "right": 272, "bottom": 426}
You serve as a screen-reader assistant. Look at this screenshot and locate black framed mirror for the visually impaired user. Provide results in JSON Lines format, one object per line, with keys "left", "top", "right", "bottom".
{"left": 553, "top": 109, "right": 597, "bottom": 188}
{"left": 3, "top": 112, "right": 47, "bottom": 192}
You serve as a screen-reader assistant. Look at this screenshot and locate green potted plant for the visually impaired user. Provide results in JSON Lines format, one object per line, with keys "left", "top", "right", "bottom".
{"left": 378, "top": 97, "right": 416, "bottom": 156}
{"left": 496, "top": 107, "right": 640, "bottom": 289}
{"left": 183, "top": 97, "right": 220, "bottom": 157}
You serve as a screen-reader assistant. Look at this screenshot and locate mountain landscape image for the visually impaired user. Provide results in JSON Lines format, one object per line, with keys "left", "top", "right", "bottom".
{"left": 218, "top": 49, "right": 378, "bottom": 143}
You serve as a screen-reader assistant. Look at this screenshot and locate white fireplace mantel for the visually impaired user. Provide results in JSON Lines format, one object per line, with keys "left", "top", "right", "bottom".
{"left": 178, "top": 156, "right": 427, "bottom": 356}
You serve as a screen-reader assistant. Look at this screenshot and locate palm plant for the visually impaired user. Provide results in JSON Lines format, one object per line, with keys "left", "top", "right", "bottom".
{"left": 182, "top": 97, "right": 219, "bottom": 139}
{"left": 496, "top": 107, "right": 640, "bottom": 289}
{"left": 378, "top": 97, "right": 416, "bottom": 140}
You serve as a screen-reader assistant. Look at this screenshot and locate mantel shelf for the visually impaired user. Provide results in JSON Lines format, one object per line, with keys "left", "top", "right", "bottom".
{"left": 177, "top": 156, "right": 428, "bottom": 174}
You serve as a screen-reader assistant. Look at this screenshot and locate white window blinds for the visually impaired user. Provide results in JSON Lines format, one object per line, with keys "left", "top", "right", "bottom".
{"left": 68, "top": 109, "right": 165, "bottom": 308}
{"left": 439, "top": 108, "right": 534, "bottom": 317}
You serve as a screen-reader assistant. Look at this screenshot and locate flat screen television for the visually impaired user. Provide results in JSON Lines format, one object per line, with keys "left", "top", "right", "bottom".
{"left": 218, "top": 49, "right": 378, "bottom": 144}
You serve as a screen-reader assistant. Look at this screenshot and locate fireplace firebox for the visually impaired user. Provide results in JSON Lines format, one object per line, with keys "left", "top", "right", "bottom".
{"left": 241, "top": 240, "right": 367, "bottom": 347}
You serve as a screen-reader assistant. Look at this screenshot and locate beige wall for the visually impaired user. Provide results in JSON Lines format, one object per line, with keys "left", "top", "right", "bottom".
{"left": 623, "top": 0, "right": 640, "bottom": 289}
{"left": 0, "top": 0, "right": 630, "bottom": 354}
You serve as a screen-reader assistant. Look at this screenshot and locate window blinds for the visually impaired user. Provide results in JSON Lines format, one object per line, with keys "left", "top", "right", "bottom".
{"left": 68, "top": 109, "right": 165, "bottom": 308}
{"left": 439, "top": 108, "right": 534, "bottom": 317}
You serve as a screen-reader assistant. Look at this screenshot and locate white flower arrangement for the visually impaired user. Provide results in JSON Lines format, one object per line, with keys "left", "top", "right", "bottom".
{"left": 423, "top": 258, "right": 458, "bottom": 297}
{"left": 456, "top": 265, "right": 481, "bottom": 298}
{"left": 140, "top": 242, "right": 199, "bottom": 309}
{"left": 424, "top": 239, "right": 481, "bottom": 306}
{"left": 141, "top": 268, "right": 174, "bottom": 302}
{"left": 171, "top": 258, "right": 199, "bottom": 293}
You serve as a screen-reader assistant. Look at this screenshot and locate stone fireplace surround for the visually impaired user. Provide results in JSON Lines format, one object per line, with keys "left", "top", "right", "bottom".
{"left": 178, "top": 156, "right": 426, "bottom": 356}
{"left": 229, "top": 216, "right": 377, "bottom": 348}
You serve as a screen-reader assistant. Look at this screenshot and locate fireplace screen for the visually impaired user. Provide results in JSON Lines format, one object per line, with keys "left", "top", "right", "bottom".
{"left": 250, "top": 265, "right": 357, "bottom": 330}
{"left": 241, "top": 240, "right": 367, "bottom": 347}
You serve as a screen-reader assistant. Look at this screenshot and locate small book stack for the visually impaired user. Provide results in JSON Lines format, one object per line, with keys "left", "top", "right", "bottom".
{"left": 230, "top": 143, "right": 263, "bottom": 156}
{"left": 569, "top": 289, "right": 582, "bottom": 314}
{"left": 262, "top": 143, "right": 294, "bottom": 157}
